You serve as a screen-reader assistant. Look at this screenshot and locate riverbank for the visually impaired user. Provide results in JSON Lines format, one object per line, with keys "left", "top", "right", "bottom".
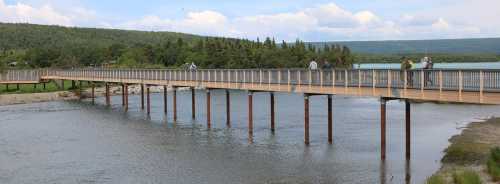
{"left": 428, "top": 118, "right": 500, "bottom": 183}
{"left": 0, "top": 85, "right": 187, "bottom": 106}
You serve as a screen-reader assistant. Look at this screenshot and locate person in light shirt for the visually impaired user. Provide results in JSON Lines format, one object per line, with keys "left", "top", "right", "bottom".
{"left": 309, "top": 59, "right": 318, "bottom": 70}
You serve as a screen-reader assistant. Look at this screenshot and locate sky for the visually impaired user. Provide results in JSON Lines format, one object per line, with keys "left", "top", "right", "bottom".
{"left": 1, "top": 0, "right": 499, "bottom": 42}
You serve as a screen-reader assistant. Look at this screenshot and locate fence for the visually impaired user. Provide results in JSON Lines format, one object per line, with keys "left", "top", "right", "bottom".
{"left": 2, "top": 69, "right": 499, "bottom": 92}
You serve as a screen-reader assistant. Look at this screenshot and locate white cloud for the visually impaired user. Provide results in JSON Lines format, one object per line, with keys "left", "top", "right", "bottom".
{"left": 0, "top": 0, "right": 72, "bottom": 25}
{"left": 1, "top": 0, "right": 498, "bottom": 41}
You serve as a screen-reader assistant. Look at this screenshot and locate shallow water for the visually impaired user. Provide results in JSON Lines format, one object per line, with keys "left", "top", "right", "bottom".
{"left": 1, "top": 90, "right": 500, "bottom": 184}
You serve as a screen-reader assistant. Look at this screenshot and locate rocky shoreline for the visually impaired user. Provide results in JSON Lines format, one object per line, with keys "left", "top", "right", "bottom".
{"left": 0, "top": 85, "right": 190, "bottom": 106}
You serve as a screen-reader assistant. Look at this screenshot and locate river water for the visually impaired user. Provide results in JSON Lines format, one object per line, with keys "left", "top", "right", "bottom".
{"left": 1, "top": 91, "right": 500, "bottom": 184}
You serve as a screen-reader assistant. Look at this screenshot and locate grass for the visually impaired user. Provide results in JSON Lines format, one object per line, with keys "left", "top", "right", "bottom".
{"left": 442, "top": 141, "right": 491, "bottom": 165}
{"left": 0, "top": 80, "right": 94, "bottom": 94}
{"left": 453, "top": 170, "right": 482, "bottom": 184}
{"left": 426, "top": 174, "right": 445, "bottom": 184}
{"left": 487, "top": 147, "right": 500, "bottom": 182}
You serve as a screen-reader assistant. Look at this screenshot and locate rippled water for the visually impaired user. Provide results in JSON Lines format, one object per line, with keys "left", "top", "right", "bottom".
{"left": 1, "top": 90, "right": 500, "bottom": 184}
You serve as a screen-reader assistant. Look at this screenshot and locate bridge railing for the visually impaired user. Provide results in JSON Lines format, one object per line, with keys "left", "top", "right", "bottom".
{"left": 0, "top": 70, "right": 42, "bottom": 82}
{"left": 5, "top": 68, "right": 500, "bottom": 93}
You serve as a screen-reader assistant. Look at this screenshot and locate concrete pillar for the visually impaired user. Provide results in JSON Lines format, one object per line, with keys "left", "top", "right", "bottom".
{"left": 328, "top": 95, "right": 333, "bottom": 144}
{"left": 270, "top": 92, "right": 276, "bottom": 133}
{"left": 121, "top": 84, "right": 125, "bottom": 106}
{"left": 304, "top": 94, "right": 310, "bottom": 145}
{"left": 405, "top": 100, "right": 411, "bottom": 160}
{"left": 91, "top": 83, "right": 95, "bottom": 104}
{"left": 206, "top": 90, "right": 211, "bottom": 128}
{"left": 381, "top": 98, "right": 387, "bottom": 160}
{"left": 124, "top": 84, "right": 128, "bottom": 111}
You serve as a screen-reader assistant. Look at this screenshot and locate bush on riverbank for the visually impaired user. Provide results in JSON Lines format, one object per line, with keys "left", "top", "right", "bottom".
{"left": 427, "top": 174, "right": 445, "bottom": 184}
{"left": 487, "top": 147, "right": 500, "bottom": 181}
{"left": 452, "top": 170, "right": 482, "bottom": 184}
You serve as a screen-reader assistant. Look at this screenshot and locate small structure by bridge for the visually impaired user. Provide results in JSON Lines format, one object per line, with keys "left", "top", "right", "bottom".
{"left": 2, "top": 68, "right": 499, "bottom": 160}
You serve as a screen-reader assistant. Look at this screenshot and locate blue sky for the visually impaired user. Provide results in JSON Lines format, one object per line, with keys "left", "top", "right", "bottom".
{"left": 1, "top": 0, "right": 499, "bottom": 41}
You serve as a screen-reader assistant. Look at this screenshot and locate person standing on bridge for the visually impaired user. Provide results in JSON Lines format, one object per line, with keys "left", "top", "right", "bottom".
{"left": 401, "top": 57, "right": 413, "bottom": 87}
{"left": 309, "top": 59, "right": 318, "bottom": 70}
{"left": 189, "top": 62, "right": 197, "bottom": 71}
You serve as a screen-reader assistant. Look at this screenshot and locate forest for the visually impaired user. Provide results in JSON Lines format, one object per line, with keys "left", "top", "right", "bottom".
{"left": 0, "top": 23, "right": 354, "bottom": 71}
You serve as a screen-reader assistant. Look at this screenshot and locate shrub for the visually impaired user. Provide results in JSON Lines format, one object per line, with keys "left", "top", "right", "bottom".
{"left": 453, "top": 170, "right": 482, "bottom": 184}
{"left": 426, "top": 174, "right": 445, "bottom": 184}
{"left": 487, "top": 147, "right": 500, "bottom": 181}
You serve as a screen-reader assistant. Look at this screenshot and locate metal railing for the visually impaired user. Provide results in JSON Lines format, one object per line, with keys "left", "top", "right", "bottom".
{"left": 2, "top": 69, "right": 499, "bottom": 92}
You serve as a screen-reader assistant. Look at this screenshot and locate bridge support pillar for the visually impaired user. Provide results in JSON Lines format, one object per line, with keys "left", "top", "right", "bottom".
{"left": 173, "top": 87, "right": 177, "bottom": 121}
{"left": 248, "top": 91, "right": 253, "bottom": 136}
{"left": 16, "top": 84, "right": 19, "bottom": 90}
{"left": 91, "top": 83, "right": 95, "bottom": 104}
{"left": 121, "top": 84, "right": 125, "bottom": 106}
{"left": 192, "top": 88, "right": 196, "bottom": 119}
{"left": 405, "top": 100, "right": 411, "bottom": 160}
{"left": 304, "top": 94, "right": 310, "bottom": 145}
{"left": 34, "top": 83, "right": 37, "bottom": 90}
{"left": 147, "top": 85, "right": 151, "bottom": 115}
{"left": 124, "top": 84, "right": 128, "bottom": 111}
{"left": 206, "top": 90, "right": 211, "bottom": 128}
{"left": 270, "top": 92, "right": 275, "bottom": 133}
{"left": 6, "top": 84, "right": 9, "bottom": 91}
{"left": 226, "top": 90, "right": 231, "bottom": 127}
{"left": 381, "top": 98, "right": 387, "bottom": 160}
{"left": 105, "top": 83, "right": 110, "bottom": 106}
{"left": 72, "top": 80, "right": 75, "bottom": 89}
{"left": 141, "top": 84, "right": 145, "bottom": 110}
{"left": 43, "top": 83, "right": 46, "bottom": 90}
{"left": 79, "top": 81, "right": 82, "bottom": 99}
{"left": 61, "top": 80, "right": 65, "bottom": 90}
{"left": 164, "top": 86, "right": 168, "bottom": 114}
{"left": 328, "top": 95, "right": 333, "bottom": 144}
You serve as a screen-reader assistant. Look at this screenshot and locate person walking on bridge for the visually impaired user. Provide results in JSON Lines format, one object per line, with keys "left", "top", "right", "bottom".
{"left": 309, "top": 59, "right": 318, "bottom": 70}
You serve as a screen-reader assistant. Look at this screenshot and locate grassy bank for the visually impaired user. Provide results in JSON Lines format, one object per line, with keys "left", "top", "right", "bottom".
{"left": 427, "top": 118, "right": 500, "bottom": 184}
{"left": 0, "top": 80, "right": 94, "bottom": 94}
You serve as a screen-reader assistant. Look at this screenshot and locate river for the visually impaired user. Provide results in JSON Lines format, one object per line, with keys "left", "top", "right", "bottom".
{"left": 1, "top": 91, "right": 500, "bottom": 184}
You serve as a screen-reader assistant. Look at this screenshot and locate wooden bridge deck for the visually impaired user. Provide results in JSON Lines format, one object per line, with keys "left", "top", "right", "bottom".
{"left": 41, "top": 75, "right": 499, "bottom": 104}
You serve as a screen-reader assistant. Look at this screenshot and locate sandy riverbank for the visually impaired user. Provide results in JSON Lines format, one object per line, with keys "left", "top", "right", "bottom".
{"left": 429, "top": 118, "right": 500, "bottom": 183}
{"left": 0, "top": 85, "right": 191, "bottom": 106}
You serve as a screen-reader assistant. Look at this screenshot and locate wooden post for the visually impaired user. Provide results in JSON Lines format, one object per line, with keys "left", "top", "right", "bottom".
{"left": 328, "top": 95, "right": 333, "bottom": 144}
{"left": 248, "top": 91, "right": 253, "bottom": 135}
{"left": 270, "top": 92, "right": 275, "bottom": 133}
{"left": 91, "top": 83, "right": 95, "bottom": 103}
{"left": 405, "top": 100, "right": 411, "bottom": 160}
{"left": 147, "top": 86, "right": 151, "bottom": 115}
{"left": 16, "top": 83, "right": 19, "bottom": 90}
{"left": 207, "top": 90, "right": 211, "bottom": 128}
{"left": 164, "top": 85, "right": 168, "bottom": 114}
{"left": 79, "top": 81, "right": 82, "bottom": 99}
{"left": 381, "top": 98, "right": 387, "bottom": 160}
{"left": 226, "top": 90, "right": 231, "bottom": 127}
{"left": 61, "top": 80, "right": 65, "bottom": 90}
{"left": 43, "top": 83, "right": 46, "bottom": 90}
{"left": 141, "top": 84, "right": 145, "bottom": 110}
{"left": 304, "top": 94, "right": 310, "bottom": 145}
{"left": 173, "top": 87, "right": 177, "bottom": 121}
{"left": 192, "top": 88, "right": 196, "bottom": 119}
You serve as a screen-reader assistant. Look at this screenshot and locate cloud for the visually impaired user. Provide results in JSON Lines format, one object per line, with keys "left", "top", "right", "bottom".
{"left": 0, "top": 0, "right": 72, "bottom": 25}
{"left": 1, "top": 1, "right": 497, "bottom": 41}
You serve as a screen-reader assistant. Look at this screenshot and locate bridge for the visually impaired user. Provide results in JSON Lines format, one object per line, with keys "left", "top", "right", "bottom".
{"left": 2, "top": 68, "right": 500, "bottom": 160}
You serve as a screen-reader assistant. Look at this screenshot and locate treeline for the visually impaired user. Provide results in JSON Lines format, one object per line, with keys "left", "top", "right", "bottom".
{"left": 0, "top": 23, "right": 354, "bottom": 70}
{"left": 0, "top": 37, "right": 354, "bottom": 69}
{"left": 355, "top": 53, "right": 500, "bottom": 63}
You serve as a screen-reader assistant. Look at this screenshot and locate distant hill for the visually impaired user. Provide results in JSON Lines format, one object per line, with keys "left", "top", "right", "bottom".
{"left": 0, "top": 23, "right": 201, "bottom": 50}
{"left": 310, "top": 38, "right": 500, "bottom": 54}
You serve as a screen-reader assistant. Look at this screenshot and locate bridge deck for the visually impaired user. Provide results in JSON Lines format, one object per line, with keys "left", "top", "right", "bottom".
{"left": 41, "top": 75, "right": 499, "bottom": 105}
{"left": 3, "top": 68, "right": 500, "bottom": 104}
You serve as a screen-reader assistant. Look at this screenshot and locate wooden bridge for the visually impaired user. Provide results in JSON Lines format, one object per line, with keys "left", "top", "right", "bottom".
{"left": 2, "top": 68, "right": 500, "bottom": 160}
